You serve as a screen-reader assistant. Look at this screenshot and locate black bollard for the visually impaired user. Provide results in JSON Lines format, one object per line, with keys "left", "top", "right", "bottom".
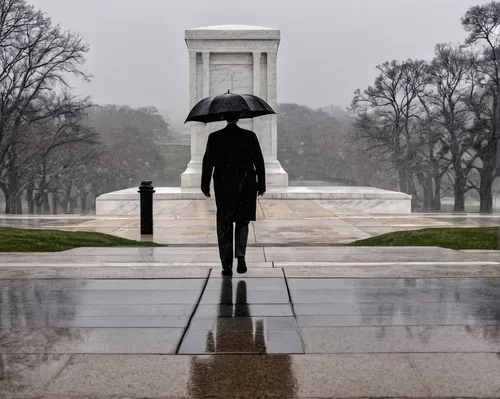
{"left": 138, "top": 181, "right": 155, "bottom": 235}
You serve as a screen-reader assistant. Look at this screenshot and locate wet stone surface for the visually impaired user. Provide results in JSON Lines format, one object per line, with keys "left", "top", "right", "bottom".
{"left": 178, "top": 275, "right": 305, "bottom": 354}
{"left": 3, "top": 273, "right": 500, "bottom": 397}
{"left": 288, "top": 277, "right": 500, "bottom": 327}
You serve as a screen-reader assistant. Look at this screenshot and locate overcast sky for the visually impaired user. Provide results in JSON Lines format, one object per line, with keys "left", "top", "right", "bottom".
{"left": 29, "top": 0, "right": 490, "bottom": 124}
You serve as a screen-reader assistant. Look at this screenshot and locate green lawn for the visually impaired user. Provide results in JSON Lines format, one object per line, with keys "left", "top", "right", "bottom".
{"left": 349, "top": 227, "right": 500, "bottom": 250}
{"left": 0, "top": 227, "right": 163, "bottom": 252}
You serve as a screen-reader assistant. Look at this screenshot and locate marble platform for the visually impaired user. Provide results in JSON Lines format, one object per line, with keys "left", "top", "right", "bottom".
{"left": 96, "top": 186, "right": 411, "bottom": 215}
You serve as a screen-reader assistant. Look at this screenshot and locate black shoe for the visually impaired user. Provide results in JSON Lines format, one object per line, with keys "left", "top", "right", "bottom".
{"left": 221, "top": 268, "right": 233, "bottom": 277}
{"left": 237, "top": 257, "right": 247, "bottom": 274}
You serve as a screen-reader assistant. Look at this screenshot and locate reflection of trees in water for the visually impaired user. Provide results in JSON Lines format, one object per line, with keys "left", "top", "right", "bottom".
{"left": 188, "top": 278, "right": 297, "bottom": 397}
{"left": 1, "top": 281, "right": 83, "bottom": 351}
{"left": 357, "top": 278, "right": 500, "bottom": 342}
{"left": 353, "top": 278, "right": 500, "bottom": 347}
{"left": 0, "top": 281, "right": 84, "bottom": 388}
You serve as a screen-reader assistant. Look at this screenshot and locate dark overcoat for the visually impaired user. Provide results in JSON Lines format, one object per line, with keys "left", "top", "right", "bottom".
{"left": 201, "top": 123, "right": 266, "bottom": 222}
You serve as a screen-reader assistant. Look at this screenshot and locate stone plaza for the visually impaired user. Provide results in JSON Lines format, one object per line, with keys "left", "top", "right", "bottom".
{"left": 2, "top": 210, "right": 500, "bottom": 397}
{"left": 96, "top": 25, "right": 411, "bottom": 214}
{"left": 2, "top": 25, "right": 500, "bottom": 399}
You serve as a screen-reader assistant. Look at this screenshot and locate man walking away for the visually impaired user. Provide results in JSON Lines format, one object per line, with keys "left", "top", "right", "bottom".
{"left": 201, "top": 112, "right": 266, "bottom": 276}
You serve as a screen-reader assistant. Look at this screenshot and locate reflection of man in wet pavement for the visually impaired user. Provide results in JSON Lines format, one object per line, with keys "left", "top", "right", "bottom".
{"left": 201, "top": 114, "right": 266, "bottom": 277}
{"left": 188, "top": 278, "right": 297, "bottom": 397}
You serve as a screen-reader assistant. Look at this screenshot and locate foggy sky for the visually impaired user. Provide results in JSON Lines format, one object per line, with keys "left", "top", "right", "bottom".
{"left": 29, "top": 0, "right": 491, "bottom": 125}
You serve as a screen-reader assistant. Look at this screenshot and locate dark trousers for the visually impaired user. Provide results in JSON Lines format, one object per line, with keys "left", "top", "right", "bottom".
{"left": 216, "top": 215, "right": 249, "bottom": 269}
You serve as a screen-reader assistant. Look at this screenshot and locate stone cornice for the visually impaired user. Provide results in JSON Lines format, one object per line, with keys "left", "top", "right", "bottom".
{"left": 185, "top": 27, "right": 280, "bottom": 41}
{"left": 186, "top": 39, "right": 279, "bottom": 52}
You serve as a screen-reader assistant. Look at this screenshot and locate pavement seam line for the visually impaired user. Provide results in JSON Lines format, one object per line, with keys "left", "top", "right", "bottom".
{"left": 405, "top": 353, "right": 434, "bottom": 397}
{"left": 286, "top": 200, "right": 300, "bottom": 219}
{"left": 282, "top": 269, "right": 305, "bottom": 354}
{"left": 41, "top": 353, "right": 73, "bottom": 393}
{"left": 315, "top": 200, "right": 337, "bottom": 218}
{"left": 174, "top": 269, "right": 212, "bottom": 354}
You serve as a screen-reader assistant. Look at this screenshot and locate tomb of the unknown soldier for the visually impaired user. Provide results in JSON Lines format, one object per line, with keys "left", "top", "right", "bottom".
{"left": 3, "top": 8, "right": 500, "bottom": 398}
{"left": 96, "top": 25, "right": 411, "bottom": 215}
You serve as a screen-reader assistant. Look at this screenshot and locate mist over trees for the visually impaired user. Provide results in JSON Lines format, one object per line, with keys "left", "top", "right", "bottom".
{"left": 2, "top": 0, "right": 500, "bottom": 214}
{"left": 350, "top": 1, "right": 500, "bottom": 212}
{"left": 0, "top": 0, "right": 172, "bottom": 214}
{"left": 277, "top": 103, "right": 397, "bottom": 189}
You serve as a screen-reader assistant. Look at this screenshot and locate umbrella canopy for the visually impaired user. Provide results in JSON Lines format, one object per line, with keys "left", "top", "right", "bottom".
{"left": 185, "top": 91, "right": 276, "bottom": 124}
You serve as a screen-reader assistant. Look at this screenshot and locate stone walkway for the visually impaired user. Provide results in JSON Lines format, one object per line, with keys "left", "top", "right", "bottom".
{"left": 3, "top": 200, "right": 500, "bottom": 245}
{"left": 2, "top": 209, "right": 500, "bottom": 397}
{"left": 1, "top": 246, "right": 500, "bottom": 398}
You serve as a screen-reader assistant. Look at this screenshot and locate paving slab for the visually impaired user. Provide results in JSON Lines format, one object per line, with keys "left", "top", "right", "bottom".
{"left": 273, "top": 253, "right": 474, "bottom": 263}
{"left": 286, "top": 200, "right": 338, "bottom": 219}
{"left": 0, "top": 328, "right": 184, "bottom": 354}
{"left": 38, "top": 354, "right": 428, "bottom": 398}
{"left": 410, "top": 353, "right": 500, "bottom": 398}
{"left": 290, "top": 288, "right": 483, "bottom": 304}
{"left": 58, "top": 246, "right": 266, "bottom": 261}
{"left": 209, "top": 267, "right": 283, "bottom": 278}
{"left": 296, "top": 313, "right": 500, "bottom": 327}
{"left": 204, "top": 277, "right": 287, "bottom": 291}
{"left": 1, "top": 303, "right": 196, "bottom": 317}
{"left": 278, "top": 261, "right": 500, "bottom": 267}
{"left": 283, "top": 264, "right": 500, "bottom": 278}
{"left": 193, "top": 304, "right": 293, "bottom": 317}
{"left": 293, "top": 302, "right": 493, "bottom": 317}
{"left": 0, "top": 354, "right": 71, "bottom": 399}
{"left": 264, "top": 246, "right": 469, "bottom": 263}
{"left": 199, "top": 290, "right": 290, "bottom": 304}
{"left": 287, "top": 277, "right": 497, "bottom": 290}
{"left": 2, "top": 315, "right": 191, "bottom": 328}
{"left": 0, "top": 278, "right": 205, "bottom": 290}
{"left": 461, "top": 250, "right": 500, "bottom": 261}
{"left": 3, "top": 289, "right": 202, "bottom": 305}
{"left": 0, "top": 266, "right": 210, "bottom": 279}
{"left": 299, "top": 326, "right": 500, "bottom": 354}
{"left": 258, "top": 199, "right": 300, "bottom": 219}
{"left": 178, "top": 329, "right": 304, "bottom": 354}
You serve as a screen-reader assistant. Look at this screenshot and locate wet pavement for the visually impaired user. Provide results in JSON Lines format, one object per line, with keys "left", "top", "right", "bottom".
{"left": 2, "top": 266, "right": 500, "bottom": 397}
{"left": 3, "top": 209, "right": 500, "bottom": 245}
{"left": 3, "top": 211, "right": 500, "bottom": 396}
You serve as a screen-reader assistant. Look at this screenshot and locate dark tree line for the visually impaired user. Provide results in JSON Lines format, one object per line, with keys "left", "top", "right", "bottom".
{"left": 350, "top": 1, "right": 500, "bottom": 212}
{"left": 6, "top": 0, "right": 500, "bottom": 215}
{"left": 0, "top": 0, "right": 171, "bottom": 214}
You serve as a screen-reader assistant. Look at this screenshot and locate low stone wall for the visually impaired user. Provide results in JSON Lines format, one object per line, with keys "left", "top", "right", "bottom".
{"left": 96, "top": 186, "right": 412, "bottom": 215}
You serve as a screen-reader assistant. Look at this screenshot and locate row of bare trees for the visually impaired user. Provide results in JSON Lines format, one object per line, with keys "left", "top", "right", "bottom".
{"left": 0, "top": 0, "right": 95, "bottom": 213}
{"left": 350, "top": 1, "right": 500, "bottom": 212}
{"left": 0, "top": 0, "right": 171, "bottom": 214}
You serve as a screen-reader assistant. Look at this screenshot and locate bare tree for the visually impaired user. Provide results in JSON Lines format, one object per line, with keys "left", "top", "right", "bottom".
{"left": 426, "top": 44, "right": 478, "bottom": 211}
{"left": 350, "top": 59, "right": 429, "bottom": 208}
{"left": 23, "top": 103, "right": 99, "bottom": 214}
{"left": 0, "top": 0, "right": 91, "bottom": 213}
{"left": 462, "top": 1, "right": 500, "bottom": 212}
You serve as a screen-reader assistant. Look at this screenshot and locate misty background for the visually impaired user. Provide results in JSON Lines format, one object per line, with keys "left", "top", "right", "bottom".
{"left": 2, "top": 0, "right": 500, "bottom": 215}
{"left": 28, "top": 0, "right": 490, "bottom": 124}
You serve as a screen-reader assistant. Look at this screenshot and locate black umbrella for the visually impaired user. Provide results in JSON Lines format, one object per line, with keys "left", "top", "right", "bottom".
{"left": 185, "top": 91, "right": 276, "bottom": 124}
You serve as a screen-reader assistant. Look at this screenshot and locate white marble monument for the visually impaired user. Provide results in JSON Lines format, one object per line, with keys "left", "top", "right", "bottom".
{"left": 95, "top": 25, "right": 412, "bottom": 215}
{"left": 181, "top": 25, "right": 288, "bottom": 188}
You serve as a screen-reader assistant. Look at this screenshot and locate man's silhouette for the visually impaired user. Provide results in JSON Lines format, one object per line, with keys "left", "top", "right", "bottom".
{"left": 201, "top": 113, "right": 266, "bottom": 276}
